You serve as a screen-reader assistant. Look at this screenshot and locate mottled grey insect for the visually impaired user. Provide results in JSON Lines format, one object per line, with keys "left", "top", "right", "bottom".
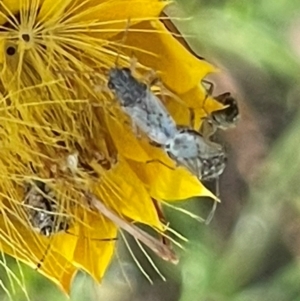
{"left": 22, "top": 181, "right": 70, "bottom": 237}
{"left": 108, "top": 67, "right": 229, "bottom": 226}
{"left": 108, "top": 67, "right": 177, "bottom": 145}
{"left": 108, "top": 67, "right": 227, "bottom": 181}
{"left": 164, "top": 127, "right": 227, "bottom": 181}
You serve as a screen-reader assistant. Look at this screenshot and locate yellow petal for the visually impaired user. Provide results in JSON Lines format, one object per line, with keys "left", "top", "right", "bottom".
{"left": 121, "top": 20, "right": 216, "bottom": 94}
{"left": 128, "top": 160, "right": 216, "bottom": 201}
{"left": 72, "top": 209, "right": 117, "bottom": 281}
{"left": 93, "top": 158, "right": 162, "bottom": 229}
{"left": 0, "top": 212, "right": 76, "bottom": 294}
{"left": 105, "top": 112, "right": 151, "bottom": 162}
{"left": 38, "top": 0, "right": 73, "bottom": 23}
{"left": 69, "top": 0, "right": 167, "bottom": 23}
{"left": 38, "top": 0, "right": 167, "bottom": 42}
{"left": 37, "top": 250, "right": 77, "bottom": 295}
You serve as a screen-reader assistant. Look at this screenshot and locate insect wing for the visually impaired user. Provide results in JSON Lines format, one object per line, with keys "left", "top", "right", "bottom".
{"left": 108, "top": 68, "right": 147, "bottom": 107}
{"left": 124, "top": 90, "right": 177, "bottom": 145}
{"left": 165, "top": 129, "right": 198, "bottom": 159}
{"left": 145, "top": 91, "right": 177, "bottom": 140}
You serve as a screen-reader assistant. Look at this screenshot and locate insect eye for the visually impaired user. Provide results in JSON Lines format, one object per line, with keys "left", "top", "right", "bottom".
{"left": 122, "top": 67, "right": 131, "bottom": 74}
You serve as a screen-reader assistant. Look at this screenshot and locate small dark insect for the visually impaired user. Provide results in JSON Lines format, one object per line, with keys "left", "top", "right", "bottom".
{"left": 22, "top": 181, "right": 70, "bottom": 237}
{"left": 200, "top": 92, "right": 239, "bottom": 141}
{"left": 108, "top": 67, "right": 177, "bottom": 145}
{"left": 211, "top": 92, "right": 239, "bottom": 129}
{"left": 198, "top": 86, "right": 239, "bottom": 224}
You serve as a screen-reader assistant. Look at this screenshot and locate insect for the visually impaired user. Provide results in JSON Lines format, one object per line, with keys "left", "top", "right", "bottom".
{"left": 164, "top": 127, "right": 227, "bottom": 181}
{"left": 108, "top": 67, "right": 177, "bottom": 145}
{"left": 200, "top": 92, "right": 239, "bottom": 142}
{"left": 108, "top": 64, "right": 227, "bottom": 182}
{"left": 22, "top": 181, "right": 70, "bottom": 237}
{"left": 22, "top": 181, "right": 119, "bottom": 270}
{"left": 107, "top": 33, "right": 227, "bottom": 191}
{"left": 197, "top": 88, "right": 239, "bottom": 224}
{"left": 210, "top": 92, "right": 239, "bottom": 129}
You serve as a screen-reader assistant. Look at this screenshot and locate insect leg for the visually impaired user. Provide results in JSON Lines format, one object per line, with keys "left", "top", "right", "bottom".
{"left": 145, "top": 159, "right": 175, "bottom": 170}
{"left": 202, "top": 79, "right": 214, "bottom": 96}
{"left": 35, "top": 236, "right": 53, "bottom": 270}
{"left": 201, "top": 79, "right": 215, "bottom": 117}
{"left": 152, "top": 199, "right": 172, "bottom": 249}
{"left": 188, "top": 108, "right": 196, "bottom": 128}
{"left": 114, "top": 18, "right": 132, "bottom": 67}
{"left": 65, "top": 230, "right": 118, "bottom": 241}
{"left": 204, "top": 178, "right": 219, "bottom": 225}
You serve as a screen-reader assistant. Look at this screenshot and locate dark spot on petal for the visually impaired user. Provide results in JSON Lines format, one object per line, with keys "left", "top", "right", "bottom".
{"left": 22, "top": 33, "right": 30, "bottom": 42}
{"left": 6, "top": 46, "right": 16, "bottom": 56}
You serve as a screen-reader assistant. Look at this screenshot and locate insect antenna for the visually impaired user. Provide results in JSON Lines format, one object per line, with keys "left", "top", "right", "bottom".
{"left": 201, "top": 79, "right": 215, "bottom": 111}
{"left": 35, "top": 235, "right": 55, "bottom": 270}
{"left": 112, "top": 18, "right": 132, "bottom": 68}
{"left": 145, "top": 159, "right": 175, "bottom": 171}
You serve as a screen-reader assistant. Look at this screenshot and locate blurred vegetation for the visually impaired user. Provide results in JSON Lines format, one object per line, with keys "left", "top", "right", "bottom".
{"left": 2, "top": 0, "right": 300, "bottom": 300}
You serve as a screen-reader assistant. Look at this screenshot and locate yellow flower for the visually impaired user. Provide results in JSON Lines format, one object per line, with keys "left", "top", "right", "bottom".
{"left": 0, "top": 0, "right": 226, "bottom": 295}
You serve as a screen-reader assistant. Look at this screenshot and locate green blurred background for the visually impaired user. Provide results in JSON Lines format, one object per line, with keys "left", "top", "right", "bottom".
{"left": 2, "top": 0, "right": 300, "bottom": 300}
